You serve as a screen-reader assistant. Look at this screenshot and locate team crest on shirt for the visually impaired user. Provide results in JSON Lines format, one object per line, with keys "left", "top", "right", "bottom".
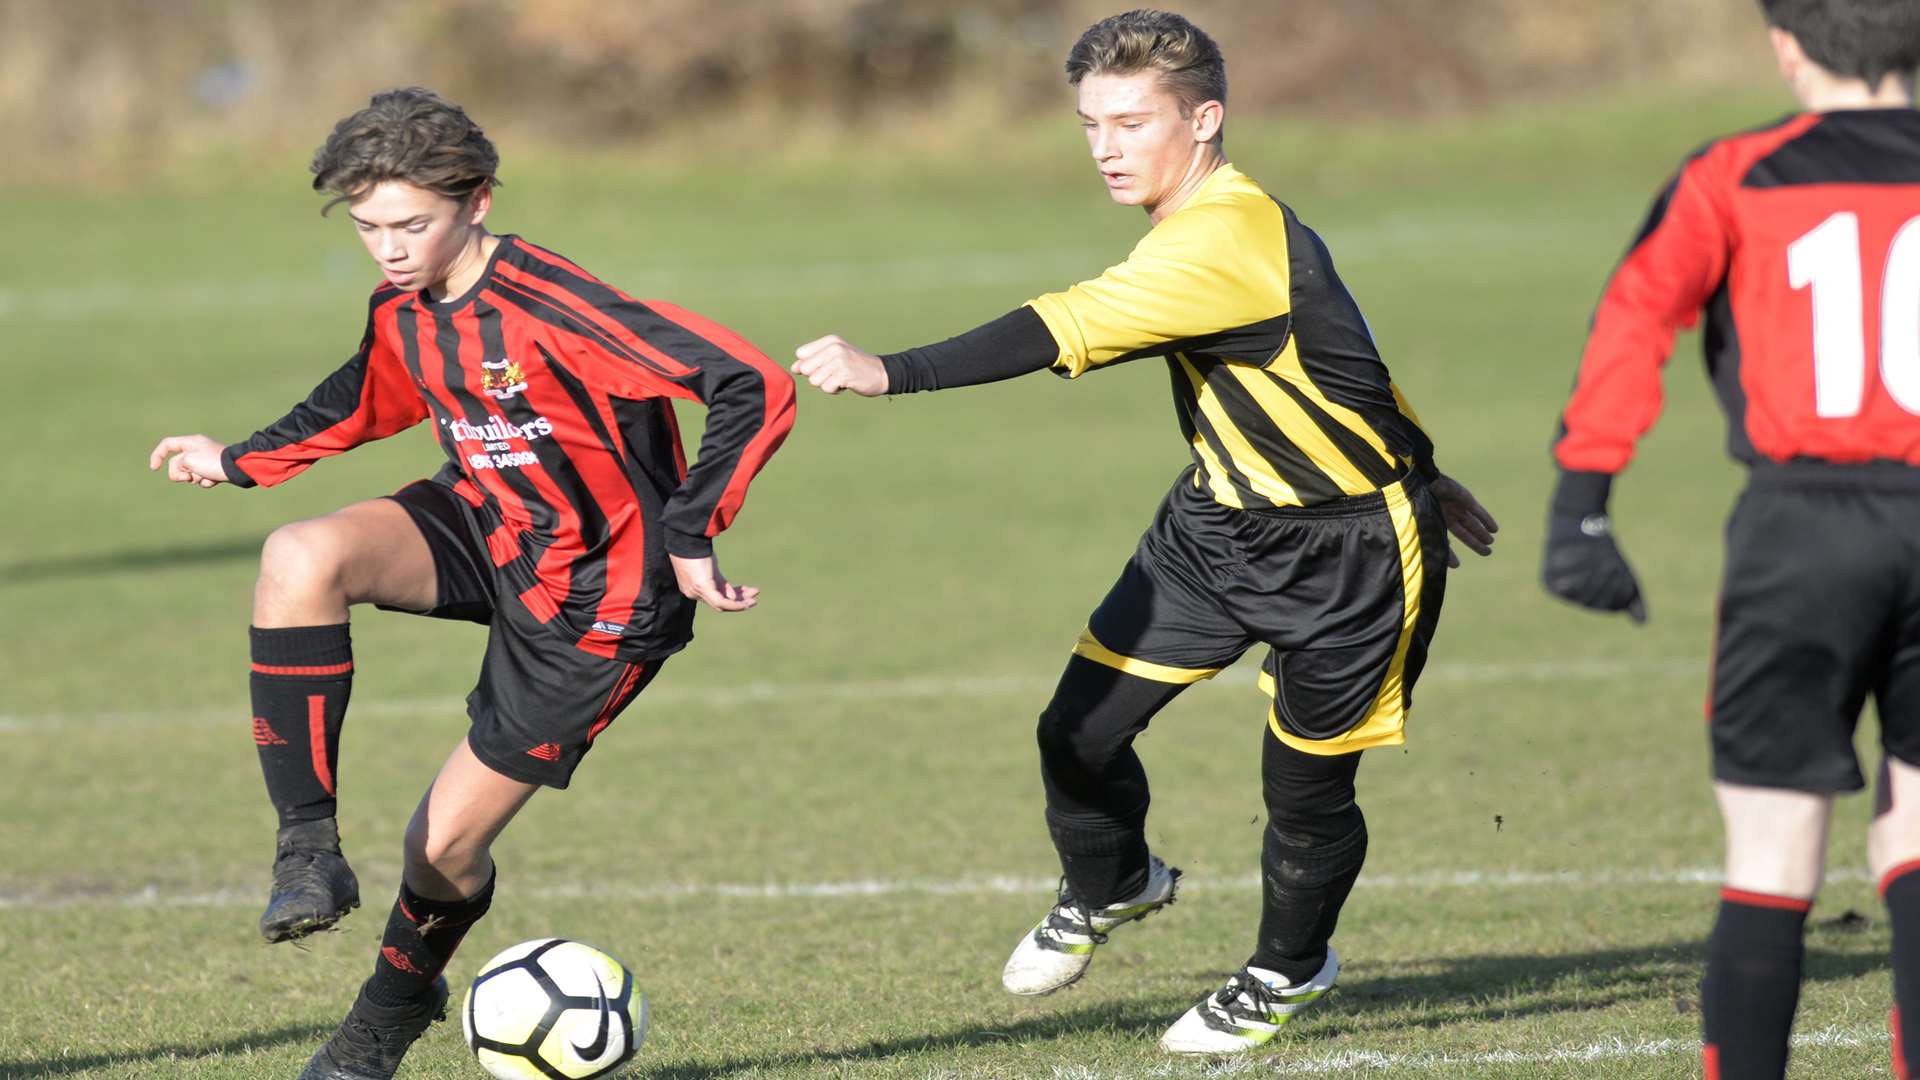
{"left": 481, "top": 358, "right": 528, "bottom": 400}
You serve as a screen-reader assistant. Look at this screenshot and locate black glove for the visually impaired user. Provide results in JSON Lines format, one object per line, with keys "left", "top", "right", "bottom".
{"left": 1542, "top": 470, "right": 1647, "bottom": 624}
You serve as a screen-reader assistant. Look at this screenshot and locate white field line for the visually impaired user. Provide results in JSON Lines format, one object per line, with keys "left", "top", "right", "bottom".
{"left": 0, "top": 864, "right": 1861, "bottom": 913}
{"left": 0, "top": 658, "right": 1702, "bottom": 735}
{"left": 1253, "top": 1025, "right": 1885, "bottom": 1076}
{"left": 1035, "top": 1027, "right": 1889, "bottom": 1077}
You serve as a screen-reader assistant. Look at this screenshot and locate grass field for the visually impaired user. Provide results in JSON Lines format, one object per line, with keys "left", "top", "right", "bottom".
{"left": 1, "top": 86, "right": 1902, "bottom": 1078}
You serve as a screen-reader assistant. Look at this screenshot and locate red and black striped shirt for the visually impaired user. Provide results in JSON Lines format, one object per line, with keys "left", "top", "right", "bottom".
{"left": 1557, "top": 109, "right": 1920, "bottom": 475}
{"left": 221, "top": 235, "right": 796, "bottom": 659}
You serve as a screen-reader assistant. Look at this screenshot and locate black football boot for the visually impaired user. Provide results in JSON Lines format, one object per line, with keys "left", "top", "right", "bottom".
{"left": 295, "top": 976, "right": 448, "bottom": 1080}
{"left": 260, "top": 818, "right": 361, "bottom": 943}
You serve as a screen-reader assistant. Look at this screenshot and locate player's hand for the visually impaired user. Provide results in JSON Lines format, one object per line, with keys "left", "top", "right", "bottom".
{"left": 1430, "top": 473, "right": 1498, "bottom": 569}
{"left": 669, "top": 553, "right": 759, "bottom": 613}
{"left": 792, "top": 335, "right": 890, "bottom": 396}
{"left": 148, "top": 434, "right": 231, "bottom": 489}
{"left": 1542, "top": 510, "right": 1647, "bottom": 624}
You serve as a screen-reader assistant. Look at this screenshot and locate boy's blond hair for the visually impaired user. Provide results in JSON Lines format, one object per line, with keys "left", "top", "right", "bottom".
{"left": 1065, "top": 9, "right": 1227, "bottom": 118}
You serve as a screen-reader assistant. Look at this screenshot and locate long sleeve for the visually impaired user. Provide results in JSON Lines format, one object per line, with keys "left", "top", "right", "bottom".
{"left": 878, "top": 307, "right": 1057, "bottom": 393}
{"left": 538, "top": 296, "right": 797, "bottom": 558}
{"left": 644, "top": 302, "right": 797, "bottom": 557}
{"left": 1553, "top": 150, "right": 1734, "bottom": 476}
{"left": 221, "top": 290, "right": 429, "bottom": 488}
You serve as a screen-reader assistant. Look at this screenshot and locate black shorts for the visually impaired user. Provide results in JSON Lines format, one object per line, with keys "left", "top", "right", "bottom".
{"left": 384, "top": 479, "right": 661, "bottom": 789}
{"left": 1075, "top": 467, "right": 1449, "bottom": 755}
{"left": 1710, "top": 464, "right": 1920, "bottom": 793}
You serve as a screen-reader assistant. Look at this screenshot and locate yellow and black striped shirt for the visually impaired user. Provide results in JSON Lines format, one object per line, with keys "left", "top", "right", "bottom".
{"left": 1026, "top": 164, "right": 1434, "bottom": 509}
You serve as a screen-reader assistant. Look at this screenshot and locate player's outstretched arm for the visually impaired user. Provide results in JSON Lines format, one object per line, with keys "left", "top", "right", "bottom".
{"left": 1429, "top": 473, "right": 1498, "bottom": 569}
{"left": 148, "top": 434, "right": 232, "bottom": 489}
{"left": 793, "top": 309, "right": 1059, "bottom": 398}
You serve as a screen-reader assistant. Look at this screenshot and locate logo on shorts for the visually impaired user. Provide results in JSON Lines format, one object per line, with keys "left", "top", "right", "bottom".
{"left": 481, "top": 358, "right": 528, "bottom": 400}
{"left": 526, "top": 743, "right": 563, "bottom": 762}
{"left": 252, "top": 718, "right": 288, "bottom": 746}
{"left": 590, "top": 620, "right": 627, "bottom": 635}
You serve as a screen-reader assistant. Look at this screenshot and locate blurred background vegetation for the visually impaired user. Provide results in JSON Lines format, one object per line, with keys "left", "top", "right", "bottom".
{"left": 4, "top": 0, "right": 1774, "bottom": 185}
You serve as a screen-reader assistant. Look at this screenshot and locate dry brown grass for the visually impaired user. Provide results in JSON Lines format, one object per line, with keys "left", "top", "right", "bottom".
{"left": 1, "top": 0, "right": 1768, "bottom": 177}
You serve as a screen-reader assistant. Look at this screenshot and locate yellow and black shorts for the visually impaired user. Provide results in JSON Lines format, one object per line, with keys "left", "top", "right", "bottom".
{"left": 1075, "top": 466, "right": 1449, "bottom": 755}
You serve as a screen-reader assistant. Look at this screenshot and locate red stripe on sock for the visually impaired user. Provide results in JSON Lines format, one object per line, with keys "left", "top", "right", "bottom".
{"left": 1881, "top": 860, "right": 1920, "bottom": 899}
{"left": 1895, "top": 1008, "right": 1910, "bottom": 1080}
{"left": 1720, "top": 887, "right": 1813, "bottom": 913}
{"left": 1703, "top": 1043, "right": 1721, "bottom": 1080}
{"left": 252, "top": 661, "right": 354, "bottom": 677}
{"left": 307, "top": 695, "right": 334, "bottom": 797}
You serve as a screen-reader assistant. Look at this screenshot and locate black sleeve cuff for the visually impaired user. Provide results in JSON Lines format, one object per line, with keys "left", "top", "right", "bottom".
{"left": 1551, "top": 469, "right": 1615, "bottom": 517}
{"left": 664, "top": 526, "right": 714, "bottom": 559}
{"left": 877, "top": 350, "right": 919, "bottom": 394}
{"left": 220, "top": 445, "right": 258, "bottom": 489}
{"left": 878, "top": 307, "right": 1057, "bottom": 393}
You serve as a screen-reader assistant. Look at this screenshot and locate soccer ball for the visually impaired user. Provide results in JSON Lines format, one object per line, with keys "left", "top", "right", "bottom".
{"left": 462, "top": 938, "right": 647, "bottom": 1080}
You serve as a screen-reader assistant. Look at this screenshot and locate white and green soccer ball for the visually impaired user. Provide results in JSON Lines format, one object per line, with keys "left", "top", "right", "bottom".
{"left": 462, "top": 938, "right": 646, "bottom": 1080}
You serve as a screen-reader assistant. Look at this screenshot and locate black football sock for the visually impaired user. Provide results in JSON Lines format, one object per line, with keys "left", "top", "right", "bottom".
{"left": 1700, "top": 888, "right": 1810, "bottom": 1080}
{"left": 250, "top": 624, "right": 353, "bottom": 828}
{"left": 1250, "top": 819, "right": 1367, "bottom": 984}
{"left": 1883, "top": 862, "right": 1920, "bottom": 1079}
{"left": 1045, "top": 811, "right": 1150, "bottom": 909}
{"left": 1250, "top": 730, "right": 1365, "bottom": 984}
{"left": 364, "top": 869, "right": 497, "bottom": 1007}
{"left": 1036, "top": 657, "right": 1183, "bottom": 909}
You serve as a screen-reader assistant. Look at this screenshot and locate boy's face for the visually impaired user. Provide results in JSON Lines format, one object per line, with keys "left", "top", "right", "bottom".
{"left": 346, "top": 180, "right": 489, "bottom": 293}
{"left": 1076, "top": 71, "right": 1222, "bottom": 214}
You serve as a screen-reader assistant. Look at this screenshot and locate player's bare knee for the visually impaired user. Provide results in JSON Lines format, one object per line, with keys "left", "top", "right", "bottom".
{"left": 1869, "top": 757, "right": 1920, "bottom": 877}
{"left": 1716, "top": 783, "right": 1831, "bottom": 896}
{"left": 255, "top": 520, "right": 351, "bottom": 619}
{"left": 403, "top": 822, "right": 490, "bottom": 885}
{"left": 1870, "top": 817, "right": 1920, "bottom": 882}
{"left": 1723, "top": 820, "right": 1827, "bottom": 897}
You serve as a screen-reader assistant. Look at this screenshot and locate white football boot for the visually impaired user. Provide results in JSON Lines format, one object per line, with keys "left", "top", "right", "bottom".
{"left": 1001, "top": 855, "right": 1181, "bottom": 995}
{"left": 1158, "top": 948, "right": 1339, "bottom": 1054}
